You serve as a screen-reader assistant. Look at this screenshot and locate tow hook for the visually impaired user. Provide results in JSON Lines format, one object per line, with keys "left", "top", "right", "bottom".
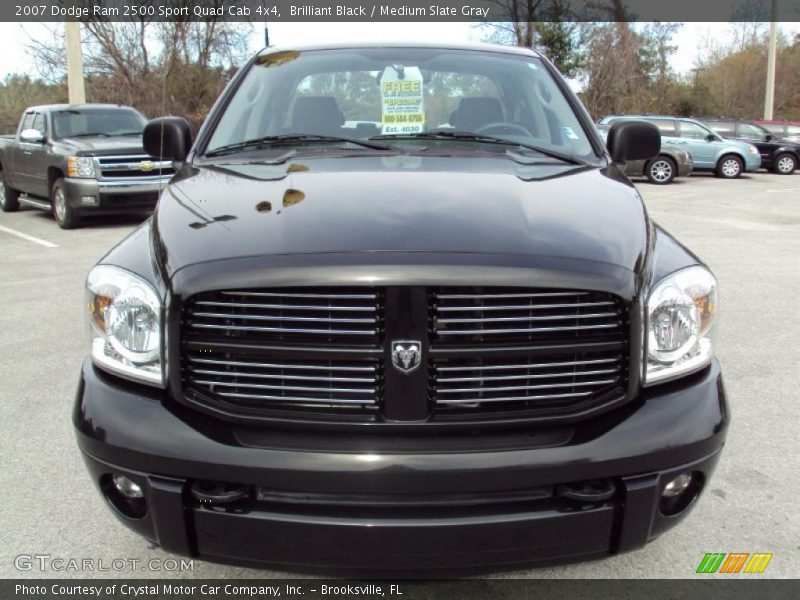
{"left": 556, "top": 479, "right": 616, "bottom": 503}
{"left": 190, "top": 481, "right": 251, "bottom": 505}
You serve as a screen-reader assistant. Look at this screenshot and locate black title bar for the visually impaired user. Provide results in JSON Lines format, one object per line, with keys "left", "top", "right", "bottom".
{"left": 6, "top": 0, "right": 800, "bottom": 23}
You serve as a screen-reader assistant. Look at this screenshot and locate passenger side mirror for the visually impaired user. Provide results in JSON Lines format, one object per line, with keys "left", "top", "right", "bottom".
{"left": 143, "top": 117, "right": 192, "bottom": 162}
{"left": 20, "top": 128, "right": 45, "bottom": 143}
{"left": 606, "top": 120, "right": 660, "bottom": 163}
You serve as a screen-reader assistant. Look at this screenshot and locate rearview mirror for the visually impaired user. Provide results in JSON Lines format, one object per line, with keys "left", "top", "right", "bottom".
{"left": 20, "top": 128, "right": 45, "bottom": 144}
{"left": 606, "top": 120, "right": 660, "bottom": 163}
{"left": 143, "top": 117, "right": 192, "bottom": 162}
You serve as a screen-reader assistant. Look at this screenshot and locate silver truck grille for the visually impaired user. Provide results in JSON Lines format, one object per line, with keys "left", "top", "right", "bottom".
{"left": 431, "top": 353, "right": 625, "bottom": 413}
{"left": 184, "top": 353, "right": 382, "bottom": 410}
{"left": 96, "top": 154, "right": 174, "bottom": 179}
{"left": 181, "top": 286, "right": 628, "bottom": 422}
{"left": 184, "top": 288, "right": 384, "bottom": 343}
{"left": 430, "top": 288, "right": 624, "bottom": 342}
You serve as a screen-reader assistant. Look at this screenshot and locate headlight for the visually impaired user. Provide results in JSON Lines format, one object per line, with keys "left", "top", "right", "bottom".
{"left": 645, "top": 266, "right": 717, "bottom": 386}
{"left": 747, "top": 145, "right": 758, "bottom": 155}
{"left": 86, "top": 265, "right": 164, "bottom": 386}
{"left": 67, "top": 156, "right": 96, "bottom": 178}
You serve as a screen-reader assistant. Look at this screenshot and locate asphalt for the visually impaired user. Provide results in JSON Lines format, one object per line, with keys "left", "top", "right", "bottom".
{"left": 0, "top": 170, "right": 798, "bottom": 580}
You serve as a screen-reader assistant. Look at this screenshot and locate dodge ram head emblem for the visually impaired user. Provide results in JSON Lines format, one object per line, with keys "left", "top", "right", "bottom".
{"left": 391, "top": 340, "right": 422, "bottom": 374}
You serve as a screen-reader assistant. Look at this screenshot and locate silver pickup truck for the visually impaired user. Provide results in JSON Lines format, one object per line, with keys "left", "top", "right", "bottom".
{"left": 0, "top": 104, "right": 172, "bottom": 228}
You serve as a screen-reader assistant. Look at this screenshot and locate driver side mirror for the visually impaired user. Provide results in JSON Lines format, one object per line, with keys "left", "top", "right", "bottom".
{"left": 143, "top": 117, "right": 192, "bottom": 162}
{"left": 606, "top": 120, "right": 660, "bottom": 163}
{"left": 20, "top": 128, "right": 45, "bottom": 144}
{"left": 705, "top": 134, "right": 717, "bottom": 142}
{"left": 765, "top": 134, "right": 774, "bottom": 142}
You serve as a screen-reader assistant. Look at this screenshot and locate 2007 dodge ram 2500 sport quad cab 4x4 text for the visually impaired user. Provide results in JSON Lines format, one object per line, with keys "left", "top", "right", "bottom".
{"left": 74, "top": 43, "right": 727, "bottom": 574}
{"left": 0, "top": 104, "right": 173, "bottom": 228}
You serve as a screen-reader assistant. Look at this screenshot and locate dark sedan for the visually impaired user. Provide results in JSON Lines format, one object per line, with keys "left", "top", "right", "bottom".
{"left": 701, "top": 118, "right": 799, "bottom": 175}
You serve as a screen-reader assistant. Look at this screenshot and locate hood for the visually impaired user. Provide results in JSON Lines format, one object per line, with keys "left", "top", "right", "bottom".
{"left": 154, "top": 154, "right": 649, "bottom": 281}
{"left": 57, "top": 135, "right": 145, "bottom": 155}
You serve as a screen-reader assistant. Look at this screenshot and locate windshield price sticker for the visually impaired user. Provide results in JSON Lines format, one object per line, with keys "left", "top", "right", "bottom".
{"left": 380, "top": 66, "right": 425, "bottom": 135}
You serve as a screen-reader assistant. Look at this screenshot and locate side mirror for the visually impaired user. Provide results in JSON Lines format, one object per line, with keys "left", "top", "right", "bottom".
{"left": 705, "top": 133, "right": 717, "bottom": 142}
{"left": 143, "top": 117, "right": 192, "bottom": 162}
{"left": 20, "top": 128, "right": 45, "bottom": 143}
{"left": 606, "top": 120, "right": 660, "bottom": 163}
{"left": 765, "top": 134, "right": 774, "bottom": 141}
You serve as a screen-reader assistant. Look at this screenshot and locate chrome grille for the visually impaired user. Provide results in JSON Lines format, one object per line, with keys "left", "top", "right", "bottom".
{"left": 184, "top": 288, "right": 384, "bottom": 344}
{"left": 96, "top": 154, "right": 174, "bottom": 179}
{"left": 432, "top": 352, "right": 626, "bottom": 415}
{"left": 430, "top": 288, "right": 625, "bottom": 343}
{"left": 184, "top": 353, "right": 382, "bottom": 410}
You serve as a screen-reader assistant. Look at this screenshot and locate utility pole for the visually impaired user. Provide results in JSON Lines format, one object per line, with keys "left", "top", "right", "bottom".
{"left": 65, "top": 21, "right": 86, "bottom": 105}
{"left": 763, "top": 0, "right": 778, "bottom": 120}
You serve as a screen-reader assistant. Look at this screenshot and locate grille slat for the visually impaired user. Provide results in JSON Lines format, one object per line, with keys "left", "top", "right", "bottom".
{"left": 217, "top": 392, "right": 376, "bottom": 406}
{"left": 182, "top": 287, "right": 384, "bottom": 413}
{"left": 430, "top": 286, "right": 628, "bottom": 418}
{"left": 190, "top": 312, "right": 377, "bottom": 324}
{"left": 185, "top": 287, "right": 384, "bottom": 344}
{"left": 437, "top": 301, "right": 616, "bottom": 312}
{"left": 184, "top": 352, "right": 383, "bottom": 410}
{"left": 437, "top": 312, "right": 618, "bottom": 324}
{"left": 194, "top": 301, "right": 379, "bottom": 312}
{"left": 437, "top": 392, "right": 594, "bottom": 405}
{"left": 430, "top": 287, "right": 626, "bottom": 343}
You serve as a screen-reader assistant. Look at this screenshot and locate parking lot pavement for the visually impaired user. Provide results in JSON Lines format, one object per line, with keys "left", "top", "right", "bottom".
{"left": 1, "top": 171, "right": 798, "bottom": 580}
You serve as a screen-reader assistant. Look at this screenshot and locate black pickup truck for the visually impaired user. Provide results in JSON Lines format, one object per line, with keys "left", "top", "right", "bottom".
{"left": 75, "top": 43, "right": 727, "bottom": 574}
{"left": 0, "top": 104, "right": 173, "bottom": 228}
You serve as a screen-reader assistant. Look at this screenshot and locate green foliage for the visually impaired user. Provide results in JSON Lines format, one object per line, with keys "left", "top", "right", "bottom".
{"left": 0, "top": 75, "right": 66, "bottom": 133}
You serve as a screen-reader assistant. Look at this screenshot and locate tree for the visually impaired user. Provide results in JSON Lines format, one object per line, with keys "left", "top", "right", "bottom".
{"left": 481, "top": 0, "right": 586, "bottom": 77}
{"left": 24, "top": 8, "right": 252, "bottom": 124}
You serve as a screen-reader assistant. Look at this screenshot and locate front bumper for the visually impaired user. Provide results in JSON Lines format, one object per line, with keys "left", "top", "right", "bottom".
{"left": 744, "top": 153, "right": 762, "bottom": 172}
{"left": 74, "top": 358, "right": 728, "bottom": 575}
{"left": 63, "top": 176, "right": 171, "bottom": 215}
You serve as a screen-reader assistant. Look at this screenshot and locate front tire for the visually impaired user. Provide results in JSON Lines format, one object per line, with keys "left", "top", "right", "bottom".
{"left": 645, "top": 156, "right": 677, "bottom": 185}
{"left": 772, "top": 153, "right": 797, "bottom": 175}
{"left": 715, "top": 154, "right": 744, "bottom": 179}
{"left": 51, "top": 178, "right": 81, "bottom": 229}
{"left": 0, "top": 169, "right": 20, "bottom": 212}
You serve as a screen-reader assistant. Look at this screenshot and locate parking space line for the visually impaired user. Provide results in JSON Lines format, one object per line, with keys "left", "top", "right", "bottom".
{"left": 0, "top": 224, "right": 59, "bottom": 248}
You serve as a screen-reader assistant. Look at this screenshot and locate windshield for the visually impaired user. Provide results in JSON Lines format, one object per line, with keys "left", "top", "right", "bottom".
{"left": 205, "top": 47, "right": 596, "bottom": 159}
{"left": 52, "top": 108, "right": 146, "bottom": 139}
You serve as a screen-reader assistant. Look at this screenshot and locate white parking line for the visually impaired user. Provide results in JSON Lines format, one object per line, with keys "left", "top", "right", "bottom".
{"left": 0, "top": 224, "right": 59, "bottom": 248}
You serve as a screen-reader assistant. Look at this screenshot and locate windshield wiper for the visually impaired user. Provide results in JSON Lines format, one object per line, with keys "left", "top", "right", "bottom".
{"left": 118, "top": 131, "right": 144, "bottom": 136}
{"left": 206, "top": 134, "right": 397, "bottom": 157}
{"left": 69, "top": 132, "right": 112, "bottom": 138}
{"left": 370, "top": 131, "right": 587, "bottom": 166}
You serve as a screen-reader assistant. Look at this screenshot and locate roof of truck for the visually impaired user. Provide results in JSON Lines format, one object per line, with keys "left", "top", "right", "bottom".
{"left": 257, "top": 41, "right": 542, "bottom": 58}
{"left": 25, "top": 104, "right": 139, "bottom": 113}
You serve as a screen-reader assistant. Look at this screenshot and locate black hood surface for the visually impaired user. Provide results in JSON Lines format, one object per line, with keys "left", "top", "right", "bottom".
{"left": 154, "top": 155, "right": 649, "bottom": 281}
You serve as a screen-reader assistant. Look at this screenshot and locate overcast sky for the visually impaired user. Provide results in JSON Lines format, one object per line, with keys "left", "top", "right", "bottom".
{"left": 1, "top": 21, "right": 799, "bottom": 80}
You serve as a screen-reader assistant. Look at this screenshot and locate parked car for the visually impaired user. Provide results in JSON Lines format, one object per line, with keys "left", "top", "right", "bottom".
{"left": 699, "top": 118, "right": 799, "bottom": 175}
{"left": 75, "top": 42, "right": 726, "bottom": 574}
{"left": 598, "top": 115, "right": 760, "bottom": 178}
{"left": 597, "top": 123, "right": 693, "bottom": 183}
{"left": 0, "top": 104, "right": 173, "bottom": 228}
{"left": 754, "top": 120, "right": 800, "bottom": 143}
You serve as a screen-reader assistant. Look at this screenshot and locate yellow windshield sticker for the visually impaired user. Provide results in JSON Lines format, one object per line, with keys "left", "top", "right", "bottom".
{"left": 380, "top": 66, "right": 425, "bottom": 135}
